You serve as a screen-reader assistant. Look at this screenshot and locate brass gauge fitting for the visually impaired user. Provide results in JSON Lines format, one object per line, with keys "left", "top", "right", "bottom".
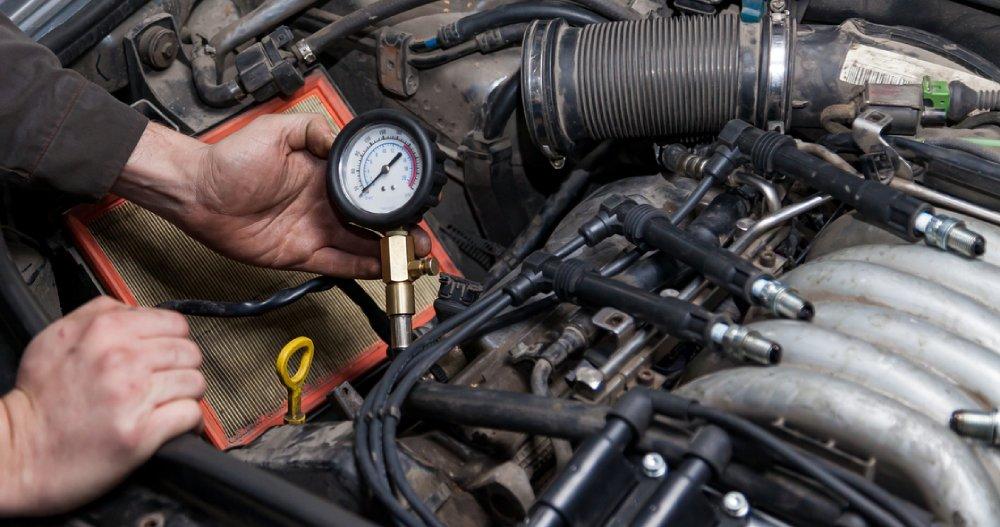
{"left": 381, "top": 229, "right": 439, "bottom": 349}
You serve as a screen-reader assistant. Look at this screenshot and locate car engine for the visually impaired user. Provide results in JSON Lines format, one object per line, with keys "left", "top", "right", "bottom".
{"left": 2, "top": 0, "right": 1000, "bottom": 526}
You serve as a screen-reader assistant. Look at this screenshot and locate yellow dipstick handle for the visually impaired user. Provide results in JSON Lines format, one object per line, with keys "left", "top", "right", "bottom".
{"left": 275, "top": 336, "right": 314, "bottom": 425}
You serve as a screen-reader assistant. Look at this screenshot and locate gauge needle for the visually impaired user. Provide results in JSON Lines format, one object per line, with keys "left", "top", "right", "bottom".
{"left": 361, "top": 153, "right": 403, "bottom": 195}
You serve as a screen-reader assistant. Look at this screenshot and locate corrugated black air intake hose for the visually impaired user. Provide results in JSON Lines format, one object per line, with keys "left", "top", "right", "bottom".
{"left": 521, "top": 13, "right": 768, "bottom": 165}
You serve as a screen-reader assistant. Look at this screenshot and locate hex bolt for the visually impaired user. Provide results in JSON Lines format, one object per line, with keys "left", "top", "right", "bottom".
{"left": 751, "top": 278, "right": 815, "bottom": 320}
{"left": 915, "top": 212, "right": 987, "bottom": 258}
{"left": 138, "top": 26, "right": 179, "bottom": 70}
{"left": 950, "top": 408, "right": 999, "bottom": 445}
{"left": 721, "top": 491, "right": 750, "bottom": 518}
{"left": 711, "top": 323, "right": 782, "bottom": 365}
{"left": 757, "top": 250, "right": 776, "bottom": 267}
{"left": 641, "top": 453, "right": 667, "bottom": 478}
{"left": 770, "top": 0, "right": 787, "bottom": 12}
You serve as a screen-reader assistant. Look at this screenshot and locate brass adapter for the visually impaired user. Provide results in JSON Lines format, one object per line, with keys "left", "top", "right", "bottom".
{"left": 380, "top": 229, "right": 438, "bottom": 349}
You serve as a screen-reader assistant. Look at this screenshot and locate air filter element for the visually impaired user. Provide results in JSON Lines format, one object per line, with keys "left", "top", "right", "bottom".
{"left": 65, "top": 72, "right": 458, "bottom": 449}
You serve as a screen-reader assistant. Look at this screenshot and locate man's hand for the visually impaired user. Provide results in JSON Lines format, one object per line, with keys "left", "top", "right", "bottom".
{"left": 0, "top": 297, "right": 204, "bottom": 516}
{"left": 113, "top": 115, "right": 430, "bottom": 279}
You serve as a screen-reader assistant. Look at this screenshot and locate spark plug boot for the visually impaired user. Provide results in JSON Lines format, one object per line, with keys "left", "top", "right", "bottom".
{"left": 950, "top": 408, "right": 999, "bottom": 446}
{"left": 600, "top": 198, "right": 815, "bottom": 319}
{"left": 915, "top": 212, "right": 987, "bottom": 258}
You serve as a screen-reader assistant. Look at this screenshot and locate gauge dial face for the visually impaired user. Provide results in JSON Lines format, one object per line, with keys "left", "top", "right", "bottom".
{"left": 338, "top": 123, "right": 423, "bottom": 215}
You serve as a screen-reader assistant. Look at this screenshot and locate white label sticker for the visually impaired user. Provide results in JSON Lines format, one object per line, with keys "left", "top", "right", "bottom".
{"left": 839, "top": 44, "right": 1000, "bottom": 91}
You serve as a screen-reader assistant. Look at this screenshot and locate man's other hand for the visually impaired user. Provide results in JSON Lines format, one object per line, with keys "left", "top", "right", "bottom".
{"left": 114, "top": 115, "right": 430, "bottom": 279}
{"left": 0, "top": 297, "right": 204, "bottom": 516}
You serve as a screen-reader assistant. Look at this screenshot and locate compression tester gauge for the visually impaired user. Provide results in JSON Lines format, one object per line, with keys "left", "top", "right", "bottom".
{"left": 327, "top": 109, "right": 445, "bottom": 350}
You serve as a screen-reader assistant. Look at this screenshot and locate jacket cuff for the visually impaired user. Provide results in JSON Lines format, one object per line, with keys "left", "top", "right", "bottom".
{"left": 32, "top": 80, "right": 148, "bottom": 199}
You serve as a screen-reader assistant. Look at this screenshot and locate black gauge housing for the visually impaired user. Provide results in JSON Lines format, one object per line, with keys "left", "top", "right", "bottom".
{"left": 326, "top": 109, "right": 443, "bottom": 230}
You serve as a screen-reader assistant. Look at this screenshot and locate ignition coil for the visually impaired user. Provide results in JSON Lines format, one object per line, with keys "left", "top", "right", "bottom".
{"left": 718, "top": 120, "right": 987, "bottom": 258}
{"left": 522, "top": 253, "right": 781, "bottom": 365}
{"left": 579, "top": 197, "right": 814, "bottom": 321}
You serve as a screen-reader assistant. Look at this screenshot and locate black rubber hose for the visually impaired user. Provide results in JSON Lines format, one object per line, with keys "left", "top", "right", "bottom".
{"left": 0, "top": 232, "right": 49, "bottom": 339}
{"left": 435, "top": 1, "right": 606, "bottom": 48}
{"left": 37, "top": 0, "right": 148, "bottom": 65}
{"left": 304, "top": 0, "right": 438, "bottom": 52}
{"left": 642, "top": 389, "right": 911, "bottom": 527}
{"left": 191, "top": 44, "right": 246, "bottom": 108}
{"left": 923, "top": 137, "right": 1000, "bottom": 165}
{"left": 955, "top": 111, "right": 1000, "bottom": 129}
{"left": 409, "top": 40, "right": 478, "bottom": 69}
{"left": 483, "top": 142, "right": 611, "bottom": 288}
{"left": 482, "top": 71, "right": 521, "bottom": 140}
{"left": 210, "top": 0, "right": 318, "bottom": 73}
{"left": 668, "top": 176, "right": 715, "bottom": 224}
{"left": 409, "top": 23, "right": 530, "bottom": 69}
{"left": 889, "top": 136, "right": 1000, "bottom": 177}
{"left": 155, "top": 434, "right": 377, "bottom": 527}
{"left": 304, "top": 0, "right": 632, "bottom": 53}
{"left": 158, "top": 276, "right": 389, "bottom": 342}
{"left": 802, "top": 0, "right": 1000, "bottom": 70}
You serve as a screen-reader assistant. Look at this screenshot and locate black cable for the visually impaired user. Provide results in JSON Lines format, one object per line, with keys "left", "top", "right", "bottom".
{"left": 371, "top": 237, "right": 646, "bottom": 525}
{"left": 37, "top": 0, "right": 148, "bottom": 65}
{"left": 434, "top": 1, "right": 606, "bottom": 48}
{"left": 408, "top": 23, "right": 529, "bottom": 69}
{"left": 483, "top": 143, "right": 611, "bottom": 288}
{"left": 159, "top": 276, "right": 389, "bottom": 343}
{"left": 482, "top": 71, "right": 521, "bottom": 140}
{"left": 644, "top": 390, "right": 911, "bottom": 527}
{"left": 409, "top": 40, "right": 478, "bottom": 68}
{"left": 304, "top": 0, "right": 440, "bottom": 52}
{"left": 381, "top": 297, "right": 513, "bottom": 525}
{"left": 889, "top": 135, "right": 1000, "bottom": 177}
{"left": 669, "top": 176, "right": 715, "bottom": 224}
{"left": 354, "top": 290, "right": 508, "bottom": 526}
{"left": 954, "top": 111, "right": 1000, "bottom": 129}
{"left": 814, "top": 456, "right": 932, "bottom": 527}
{"left": 924, "top": 136, "right": 1000, "bottom": 164}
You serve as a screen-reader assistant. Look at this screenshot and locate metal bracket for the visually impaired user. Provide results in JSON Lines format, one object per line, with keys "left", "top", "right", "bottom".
{"left": 673, "top": 0, "right": 722, "bottom": 15}
{"left": 591, "top": 308, "right": 636, "bottom": 345}
{"left": 377, "top": 30, "right": 419, "bottom": 97}
{"left": 852, "top": 108, "right": 914, "bottom": 182}
{"left": 331, "top": 381, "right": 364, "bottom": 419}
{"left": 761, "top": 9, "right": 793, "bottom": 132}
{"left": 568, "top": 309, "right": 637, "bottom": 393}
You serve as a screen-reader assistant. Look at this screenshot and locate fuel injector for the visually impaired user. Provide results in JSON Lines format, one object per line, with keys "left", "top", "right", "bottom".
{"left": 579, "top": 197, "right": 814, "bottom": 321}
{"left": 718, "top": 120, "right": 987, "bottom": 258}
{"left": 521, "top": 253, "right": 781, "bottom": 365}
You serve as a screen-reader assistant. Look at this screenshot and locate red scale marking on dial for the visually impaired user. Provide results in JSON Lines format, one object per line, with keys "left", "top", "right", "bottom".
{"left": 402, "top": 142, "right": 419, "bottom": 188}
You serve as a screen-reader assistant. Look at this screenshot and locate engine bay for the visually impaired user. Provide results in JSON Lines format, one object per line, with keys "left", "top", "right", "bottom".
{"left": 2, "top": 0, "right": 1000, "bottom": 525}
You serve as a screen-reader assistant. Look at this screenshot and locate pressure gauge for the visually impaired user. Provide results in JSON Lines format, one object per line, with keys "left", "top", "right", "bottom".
{"left": 327, "top": 109, "right": 443, "bottom": 230}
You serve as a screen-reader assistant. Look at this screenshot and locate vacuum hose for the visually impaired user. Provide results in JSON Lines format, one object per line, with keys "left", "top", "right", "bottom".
{"left": 521, "top": 12, "right": 793, "bottom": 165}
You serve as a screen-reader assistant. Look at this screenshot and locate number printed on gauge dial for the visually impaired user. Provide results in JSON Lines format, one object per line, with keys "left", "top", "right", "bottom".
{"left": 339, "top": 123, "right": 423, "bottom": 215}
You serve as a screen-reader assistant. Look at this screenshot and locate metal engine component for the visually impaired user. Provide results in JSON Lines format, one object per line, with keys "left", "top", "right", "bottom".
{"left": 681, "top": 227, "right": 1000, "bottom": 525}
{"left": 679, "top": 367, "right": 1000, "bottom": 527}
